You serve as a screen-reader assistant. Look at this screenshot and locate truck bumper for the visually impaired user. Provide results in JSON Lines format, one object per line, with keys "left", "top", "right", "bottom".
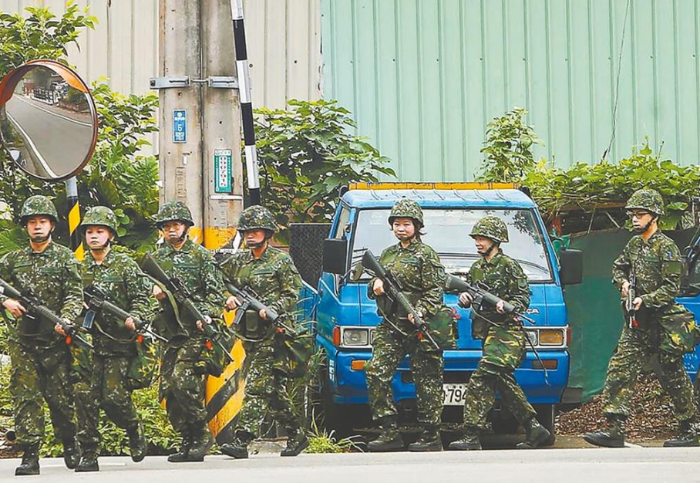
{"left": 329, "top": 349, "right": 569, "bottom": 405}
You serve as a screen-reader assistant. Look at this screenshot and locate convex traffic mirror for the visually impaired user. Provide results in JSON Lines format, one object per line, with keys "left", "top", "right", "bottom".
{"left": 0, "top": 60, "right": 98, "bottom": 181}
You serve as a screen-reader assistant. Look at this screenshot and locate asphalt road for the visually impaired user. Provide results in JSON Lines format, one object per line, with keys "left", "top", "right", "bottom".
{"left": 1, "top": 447, "right": 699, "bottom": 483}
{"left": 6, "top": 95, "right": 92, "bottom": 178}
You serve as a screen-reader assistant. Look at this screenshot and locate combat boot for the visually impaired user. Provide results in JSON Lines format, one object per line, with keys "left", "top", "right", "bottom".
{"left": 281, "top": 429, "right": 310, "bottom": 457}
{"left": 127, "top": 423, "right": 148, "bottom": 462}
{"left": 664, "top": 419, "right": 700, "bottom": 447}
{"left": 516, "top": 417, "right": 551, "bottom": 449}
{"left": 15, "top": 443, "right": 40, "bottom": 476}
{"left": 186, "top": 427, "right": 214, "bottom": 462}
{"left": 167, "top": 433, "right": 192, "bottom": 463}
{"left": 221, "top": 435, "right": 250, "bottom": 459}
{"left": 583, "top": 414, "right": 625, "bottom": 448}
{"left": 407, "top": 425, "right": 442, "bottom": 452}
{"left": 62, "top": 438, "right": 80, "bottom": 469}
{"left": 368, "top": 416, "right": 404, "bottom": 452}
{"left": 75, "top": 450, "right": 99, "bottom": 473}
{"left": 448, "top": 427, "right": 481, "bottom": 451}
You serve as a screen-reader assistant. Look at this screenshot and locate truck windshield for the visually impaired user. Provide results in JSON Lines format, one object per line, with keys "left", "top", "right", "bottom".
{"left": 352, "top": 208, "right": 553, "bottom": 281}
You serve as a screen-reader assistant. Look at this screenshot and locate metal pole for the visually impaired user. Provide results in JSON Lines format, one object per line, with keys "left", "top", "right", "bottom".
{"left": 231, "top": 0, "right": 261, "bottom": 206}
{"left": 64, "top": 177, "right": 83, "bottom": 261}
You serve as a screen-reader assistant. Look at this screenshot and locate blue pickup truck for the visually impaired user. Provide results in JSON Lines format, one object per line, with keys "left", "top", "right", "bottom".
{"left": 296, "top": 183, "right": 583, "bottom": 444}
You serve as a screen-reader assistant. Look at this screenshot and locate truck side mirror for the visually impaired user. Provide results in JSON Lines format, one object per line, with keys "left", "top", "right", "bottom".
{"left": 559, "top": 249, "right": 583, "bottom": 285}
{"left": 322, "top": 238, "right": 348, "bottom": 275}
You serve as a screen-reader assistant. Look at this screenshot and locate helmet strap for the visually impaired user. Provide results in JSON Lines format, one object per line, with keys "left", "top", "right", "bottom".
{"left": 637, "top": 215, "right": 659, "bottom": 235}
{"left": 482, "top": 240, "right": 500, "bottom": 258}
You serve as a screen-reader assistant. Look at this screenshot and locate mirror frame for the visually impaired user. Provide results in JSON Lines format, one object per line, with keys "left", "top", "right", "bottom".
{"left": 0, "top": 59, "right": 98, "bottom": 181}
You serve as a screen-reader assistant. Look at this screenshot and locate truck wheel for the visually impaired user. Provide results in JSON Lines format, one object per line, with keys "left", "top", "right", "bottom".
{"left": 535, "top": 404, "right": 557, "bottom": 447}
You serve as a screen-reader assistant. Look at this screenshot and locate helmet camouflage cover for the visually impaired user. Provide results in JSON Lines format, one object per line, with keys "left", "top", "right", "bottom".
{"left": 20, "top": 195, "right": 58, "bottom": 225}
{"left": 237, "top": 205, "right": 278, "bottom": 233}
{"left": 388, "top": 198, "right": 424, "bottom": 226}
{"left": 81, "top": 206, "right": 119, "bottom": 235}
{"left": 155, "top": 201, "right": 194, "bottom": 227}
{"left": 625, "top": 188, "right": 665, "bottom": 216}
{"left": 470, "top": 215, "right": 509, "bottom": 243}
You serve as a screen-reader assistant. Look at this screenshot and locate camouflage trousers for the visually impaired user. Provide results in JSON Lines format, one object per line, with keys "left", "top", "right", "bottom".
{"left": 160, "top": 339, "right": 208, "bottom": 436}
{"left": 75, "top": 354, "right": 140, "bottom": 451}
{"left": 365, "top": 321, "right": 444, "bottom": 426}
{"left": 463, "top": 324, "right": 536, "bottom": 430}
{"left": 8, "top": 340, "right": 76, "bottom": 447}
{"left": 602, "top": 326, "right": 697, "bottom": 421}
{"left": 235, "top": 339, "right": 300, "bottom": 438}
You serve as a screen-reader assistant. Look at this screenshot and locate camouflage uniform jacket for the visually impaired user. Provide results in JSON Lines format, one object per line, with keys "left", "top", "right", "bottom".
{"left": 466, "top": 250, "right": 530, "bottom": 334}
{"left": 368, "top": 239, "right": 446, "bottom": 322}
{"left": 612, "top": 231, "right": 684, "bottom": 317}
{"left": 220, "top": 246, "right": 302, "bottom": 316}
{"left": 0, "top": 241, "right": 83, "bottom": 348}
{"left": 151, "top": 239, "right": 225, "bottom": 335}
{"left": 82, "top": 249, "right": 157, "bottom": 355}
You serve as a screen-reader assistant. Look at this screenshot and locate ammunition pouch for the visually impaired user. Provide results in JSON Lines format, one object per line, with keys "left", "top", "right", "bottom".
{"left": 199, "top": 322, "right": 235, "bottom": 377}
{"left": 235, "top": 309, "right": 271, "bottom": 342}
{"left": 659, "top": 308, "right": 700, "bottom": 356}
{"left": 152, "top": 305, "right": 188, "bottom": 344}
{"left": 273, "top": 321, "right": 314, "bottom": 378}
{"left": 126, "top": 335, "right": 160, "bottom": 390}
{"left": 426, "top": 306, "right": 456, "bottom": 350}
{"left": 17, "top": 314, "right": 54, "bottom": 344}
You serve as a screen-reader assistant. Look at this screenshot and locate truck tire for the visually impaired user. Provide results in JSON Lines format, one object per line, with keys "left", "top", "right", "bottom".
{"left": 534, "top": 404, "right": 557, "bottom": 447}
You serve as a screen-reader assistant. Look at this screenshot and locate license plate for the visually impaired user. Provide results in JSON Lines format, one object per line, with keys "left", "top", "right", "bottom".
{"left": 442, "top": 383, "right": 468, "bottom": 406}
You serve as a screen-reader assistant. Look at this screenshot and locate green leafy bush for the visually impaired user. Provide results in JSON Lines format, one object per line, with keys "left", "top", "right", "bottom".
{"left": 524, "top": 142, "right": 699, "bottom": 233}
{"left": 253, "top": 99, "right": 395, "bottom": 242}
{"left": 479, "top": 107, "right": 543, "bottom": 182}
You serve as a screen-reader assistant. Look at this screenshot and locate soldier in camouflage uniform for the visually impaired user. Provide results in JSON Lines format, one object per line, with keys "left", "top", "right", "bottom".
{"left": 150, "top": 201, "right": 226, "bottom": 462}
{"left": 71, "top": 207, "right": 156, "bottom": 472}
{"left": 584, "top": 189, "right": 700, "bottom": 448}
{"left": 219, "top": 205, "right": 306, "bottom": 459}
{"left": 0, "top": 196, "right": 83, "bottom": 476}
{"left": 365, "top": 199, "right": 448, "bottom": 452}
{"left": 449, "top": 216, "right": 551, "bottom": 451}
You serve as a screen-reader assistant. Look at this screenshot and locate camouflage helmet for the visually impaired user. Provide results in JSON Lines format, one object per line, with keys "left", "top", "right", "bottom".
{"left": 19, "top": 195, "right": 58, "bottom": 225}
{"left": 155, "top": 201, "right": 194, "bottom": 228}
{"left": 80, "top": 206, "right": 118, "bottom": 235}
{"left": 388, "top": 199, "right": 424, "bottom": 227}
{"left": 625, "top": 188, "right": 665, "bottom": 216}
{"left": 470, "top": 216, "right": 509, "bottom": 243}
{"left": 237, "top": 205, "right": 278, "bottom": 233}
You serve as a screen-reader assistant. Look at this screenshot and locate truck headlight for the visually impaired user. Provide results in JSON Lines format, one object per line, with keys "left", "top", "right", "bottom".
{"left": 343, "top": 328, "right": 370, "bottom": 346}
{"left": 539, "top": 329, "right": 565, "bottom": 346}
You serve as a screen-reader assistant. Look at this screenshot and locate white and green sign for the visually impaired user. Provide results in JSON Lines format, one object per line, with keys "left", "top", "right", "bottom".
{"left": 214, "top": 149, "right": 233, "bottom": 193}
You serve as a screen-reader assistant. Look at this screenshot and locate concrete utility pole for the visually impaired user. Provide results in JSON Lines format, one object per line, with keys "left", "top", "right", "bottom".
{"left": 202, "top": 0, "right": 242, "bottom": 249}
{"left": 157, "top": 0, "right": 242, "bottom": 248}
{"left": 158, "top": 0, "right": 204, "bottom": 243}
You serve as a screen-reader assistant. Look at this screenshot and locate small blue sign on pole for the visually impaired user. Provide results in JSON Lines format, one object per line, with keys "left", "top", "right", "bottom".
{"left": 173, "top": 110, "right": 187, "bottom": 143}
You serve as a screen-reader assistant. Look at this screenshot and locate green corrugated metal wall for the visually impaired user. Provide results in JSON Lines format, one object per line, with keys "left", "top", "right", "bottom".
{"left": 321, "top": 0, "right": 700, "bottom": 181}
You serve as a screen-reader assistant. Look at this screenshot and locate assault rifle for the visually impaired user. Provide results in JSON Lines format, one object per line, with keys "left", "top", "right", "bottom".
{"left": 141, "top": 254, "right": 234, "bottom": 363}
{"left": 83, "top": 286, "right": 168, "bottom": 343}
{"left": 446, "top": 274, "right": 548, "bottom": 384}
{"left": 224, "top": 283, "right": 297, "bottom": 336}
{"left": 0, "top": 278, "right": 92, "bottom": 348}
{"left": 625, "top": 274, "right": 638, "bottom": 329}
{"left": 445, "top": 274, "right": 535, "bottom": 324}
{"left": 361, "top": 250, "right": 440, "bottom": 350}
